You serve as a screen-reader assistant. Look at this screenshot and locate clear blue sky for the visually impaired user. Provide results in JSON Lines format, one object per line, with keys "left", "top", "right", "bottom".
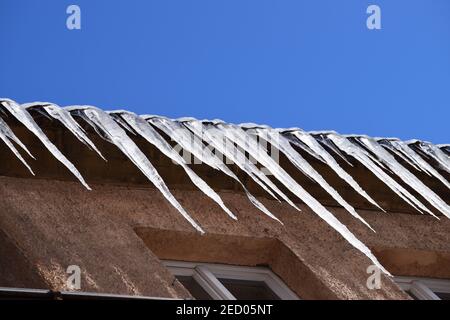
{"left": 1, "top": 1, "right": 449, "bottom": 143}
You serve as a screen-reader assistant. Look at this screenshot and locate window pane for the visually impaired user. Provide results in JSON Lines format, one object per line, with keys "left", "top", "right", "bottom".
{"left": 435, "top": 292, "right": 450, "bottom": 300}
{"left": 218, "top": 278, "right": 280, "bottom": 300}
{"left": 176, "top": 276, "right": 213, "bottom": 300}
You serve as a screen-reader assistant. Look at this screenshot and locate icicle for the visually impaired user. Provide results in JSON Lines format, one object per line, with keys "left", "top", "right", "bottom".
{"left": 23, "top": 102, "right": 54, "bottom": 121}
{"left": 290, "top": 130, "right": 384, "bottom": 212}
{"left": 181, "top": 120, "right": 302, "bottom": 211}
{"left": 0, "top": 99, "right": 91, "bottom": 190}
{"left": 346, "top": 136, "right": 393, "bottom": 173}
{"left": 206, "top": 122, "right": 388, "bottom": 274}
{"left": 23, "top": 102, "right": 106, "bottom": 161}
{"left": 326, "top": 133, "right": 435, "bottom": 215}
{"left": 109, "top": 112, "right": 137, "bottom": 135}
{"left": 416, "top": 142, "right": 450, "bottom": 174}
{"left": 66, "top": 105, "right": 204, "bottom": 233}
{"left": 289, "top": 138, "right": 327, "bottom": 163}
{"left": 111, "top": 111, "right": 237, "bottom": 221}
{"left": 241, "top": 124, "right": 326, "bottom": 164}
{"left": 378, "top": 139, "right": 423, "bottom": 172}
{"left": 147, "top": 116, "right": 283, "bottom": 222}
{"left": 0, "top": 117, "right": 35, "bottom": 174}
{"left": 437, "top": 144, "right": 450, "bottom": 154}
{"left": 386, "top": 140, "right": 450, "bottom": 190}
{"left": 315, "top": 134, "right": 354, "bottom": 167}
{"left": 147, "top": 116, "right": 281, "bottom": 202}
{"left": 250, "top": 128, "right": 375, "bottom": 231}
{"left": 358, "top": 137, "right": 450, "bottom": 219}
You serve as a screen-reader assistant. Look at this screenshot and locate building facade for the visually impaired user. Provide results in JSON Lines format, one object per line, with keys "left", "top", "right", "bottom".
{"left": 0, "top": 99, "right": 449, "bottom": 300}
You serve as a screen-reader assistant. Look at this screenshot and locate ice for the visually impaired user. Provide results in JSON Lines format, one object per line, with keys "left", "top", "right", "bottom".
{"left": 378, "top": 139, "right": 423, "bottom": 172}
{"left": 66, "top": 105, "right": 204, "bottom": 233}
{"left": 416, "top": 142, "right": 450, "bottom": 174}
{"left": 0, "top": 116, "right": 35, "bottom": 174}
{"left": 147, "top": 116, "right": 282, "bottom": 222}
{"left": 385, "top": 140, "right": 450, "bottom": 190}
{"left": 5, "top": 99, "right": 450, "bottom": 275}
{"left": 210, "top": 122, "right": 388, "bottom": 273}
{"left": 279, "top": 131, "right": 327, "bottom": 164}
{"left": 180, "top": 119, "right": 302, "bottom": 211}
{"left": 326, "top": 133, "right": 434, "bottom": 215}
{"left": 249, "top": 127, "right": 374, "bottom": 230}
{"left": 111, "top": 111, "right": 237, "bottom": 220}
{"left": 315, "top": 134, "right": 354, "bottom": 167}
{"left": 0, "top": 99, "right": 91, "bottom": 190}
{"left": 23, "top": 102, "right": 106, "bottom": 161}
{"left": 358, "top": 137, "right": 450, "bottom": 219}
{"left": 290, "top": 130, "right": 384, "bottom": 212}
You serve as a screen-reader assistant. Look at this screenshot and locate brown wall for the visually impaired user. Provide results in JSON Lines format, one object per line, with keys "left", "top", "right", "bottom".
{"left": 1, "top": 175, "right": 449, "bottom": 299}
{"left": 0, "top": 119, "right": 449, "bottom": 299}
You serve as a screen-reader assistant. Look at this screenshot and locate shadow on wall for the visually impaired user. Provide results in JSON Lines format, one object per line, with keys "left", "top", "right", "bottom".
{"left": 0, "top": 229, "right": 47, "bottom": 288}
{"left": 373, "top": 247, "right": 450, "bottom": 279}
{"left": 134, "top": 227, "right": 340, "bottom": 300}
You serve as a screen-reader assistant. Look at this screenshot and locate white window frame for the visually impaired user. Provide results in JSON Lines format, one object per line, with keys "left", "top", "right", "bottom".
{"left": 163, "top": 260, "right": 299, "bottom": 300}
{"left": 394, "top": 276, "right": 450, "bottom": 300}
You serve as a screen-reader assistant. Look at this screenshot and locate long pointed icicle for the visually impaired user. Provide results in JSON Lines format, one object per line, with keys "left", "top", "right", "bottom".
{"left": 358, "top": 137, "right": 450, "bottom": 219}
{"left": 327, "top": 133, "right": 436, "bottom": 216}
{"left": 250, "top": 128, "right": 375, "bottom": 231}
{"left": 290, "top": 130, "right": 384, "bottom": 212}
{"left": 315, "top": 134, "right": 354, "bottom": 167}
{"left": 112, "top": 111, "right": 237, "bottom": 220}
{"left": 257, "top": 126, "right": 327, "bottom": 164}
{"left": 66, "top": 106, "right": 204, "bottom": 233}
{"left": 150, "top": 117, "right": 281, "bottom": 202}
{"left": 23, "top": 103, "right": 106, "bottom": 161}
{"left": 288, "top": 137, "right": 328, "bottom": 164}
{"left": 0, "top": 99, "right": 91, "bottom": 190}
{"left": 211, "top": 122, "right": 389, "bottom": 274}
{"left": 438, "top": 144, "right": 450, "bottom": 155}
{"left": 0, "top": 117, "right": 35, "bottom": 174}
{"left": 181, "top": 120, "right": 302, "bottom": 211}
{"left": 416, "top": 142, "right": 450, "bottom": 174}
{"left": 146, "top": 117, "right": 282, "bottom": 222}
{"left": 378, "top": 139, "right": 423, "bottom": 172}
{"left": 386, "top": 140, "right": 450, "bottom": 191}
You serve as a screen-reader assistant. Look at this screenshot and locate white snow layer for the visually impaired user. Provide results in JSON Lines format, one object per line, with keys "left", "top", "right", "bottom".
{"left": 1, "top": 98, "right": 449, "bottom": 275}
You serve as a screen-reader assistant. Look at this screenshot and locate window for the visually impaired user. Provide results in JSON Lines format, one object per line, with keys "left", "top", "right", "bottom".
{"left": 395, "top": 276, "right": 450, "bottom": 300}
{"left": 163, "top": 260, "right": 299, "bottom": 300}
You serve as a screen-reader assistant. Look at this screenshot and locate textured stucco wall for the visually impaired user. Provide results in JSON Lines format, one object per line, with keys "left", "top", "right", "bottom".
{"left": 1, "top": 176, "right": 449, "bottom": 299}
{"left": 0, "top": 119, "right": 449, "bottom": 299}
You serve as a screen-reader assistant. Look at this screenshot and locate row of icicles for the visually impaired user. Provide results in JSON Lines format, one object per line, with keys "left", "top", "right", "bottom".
{"left": 1, "top": 98, "right": 450, "bottom": 275}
